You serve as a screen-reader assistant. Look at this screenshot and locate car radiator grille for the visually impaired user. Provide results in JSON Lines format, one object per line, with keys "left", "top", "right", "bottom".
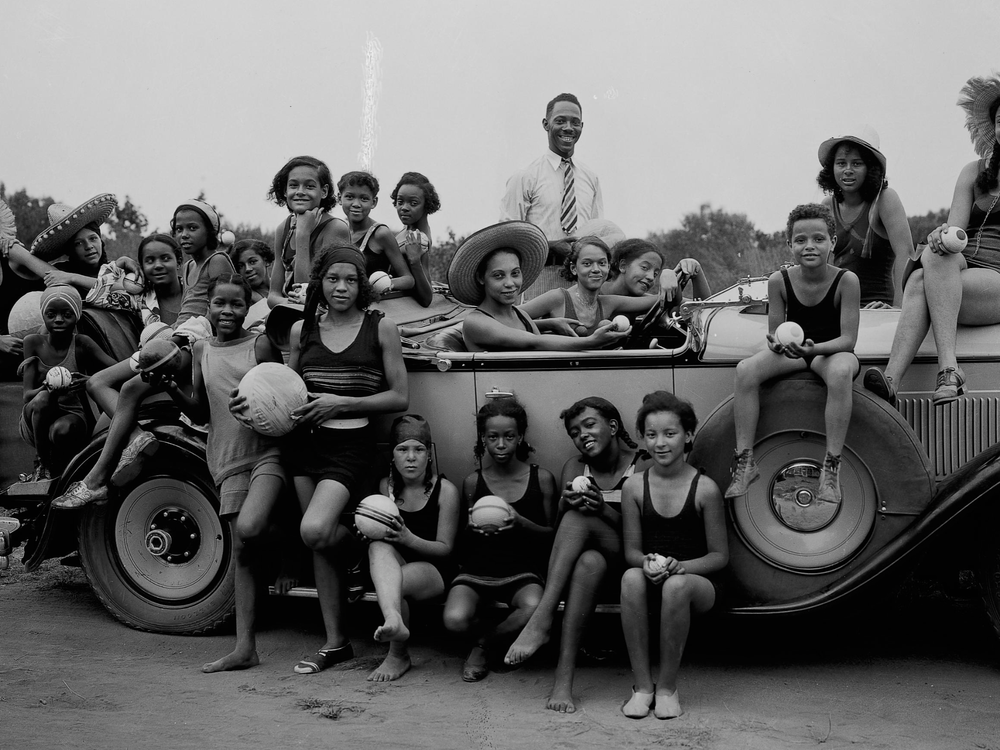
{"left": 899, "top": 396, "right": 1000, "bottom": 478}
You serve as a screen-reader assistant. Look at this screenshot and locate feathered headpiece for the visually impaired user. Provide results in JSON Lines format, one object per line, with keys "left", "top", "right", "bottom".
{"left": 958, "top": 72, "right": 1000, "bottom": 158}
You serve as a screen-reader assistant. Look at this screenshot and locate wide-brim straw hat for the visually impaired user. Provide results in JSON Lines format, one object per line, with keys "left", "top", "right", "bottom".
{"left": 30, "top": 193, "right": 116, "bottom": 261}
{"left": 817, "top": 125, "right": 887, "bottom": 173}
{"left": 447, "top": 221, "right": 547, "bottom": 305}
{"left": 958, "top": 72, "right": 1000, "bottom": 158}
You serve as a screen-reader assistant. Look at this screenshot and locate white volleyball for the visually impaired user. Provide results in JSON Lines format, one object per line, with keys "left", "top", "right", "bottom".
{"left": 7, "top": 291, "right": 44, "bottom": 338}
{"left": 45, "top": 366, "right": 73, "bottom": 390}
{"left": 774, "top": 321, "right": 805, "bottom": 347}
{"left": 237, "top": 362, "right": 308, "bottom": 437}
{"left": 355, "top": 494, "right": 401, "bottom": 540}
{"left": 369, "top": 271, "right": 392, "bottom": 295}
{"left": 470, "top": 495, "right": 511, "bottom": 532}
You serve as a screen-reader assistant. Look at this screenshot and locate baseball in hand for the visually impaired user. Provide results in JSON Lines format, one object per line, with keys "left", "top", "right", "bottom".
{"left": 941, "top": 226, "right": 968, "bottom": 254}
{"left": 571, "top": 476, "right": 591, "bottom": 493}
{"left": 649, "top": 553, "right": 669, "bottom": 574}
{"left": 774, "top": 321, "right": 805, "bottom": 347}
{"left": 611, "top": 314, "right": 631, "bottom": 332}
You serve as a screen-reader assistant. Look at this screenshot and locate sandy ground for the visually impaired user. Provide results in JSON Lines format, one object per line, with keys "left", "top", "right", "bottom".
{"left": 1, "top": 553, "right": 999, "bottom": 750}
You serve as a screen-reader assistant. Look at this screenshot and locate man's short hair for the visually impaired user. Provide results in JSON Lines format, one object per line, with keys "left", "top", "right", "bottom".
{"left": 546, "top": 93, "right": 582, "bottom": 119}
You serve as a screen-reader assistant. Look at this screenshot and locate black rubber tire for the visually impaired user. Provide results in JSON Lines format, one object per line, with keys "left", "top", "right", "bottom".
{"left": 691, "top": 374, "right": 934, "bottom": 606}
{"left": 77, "top": 445, "right": 235, "bottom": 634}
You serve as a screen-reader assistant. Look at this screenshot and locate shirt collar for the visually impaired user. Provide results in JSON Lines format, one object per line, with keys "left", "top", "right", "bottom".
{"left": 544, "top": 150, "right": 573, "bottom": 170}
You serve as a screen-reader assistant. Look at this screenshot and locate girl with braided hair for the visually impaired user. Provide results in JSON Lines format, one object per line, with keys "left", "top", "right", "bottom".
{"left": 505, "top": 396, "right": 650, "bottom": 714}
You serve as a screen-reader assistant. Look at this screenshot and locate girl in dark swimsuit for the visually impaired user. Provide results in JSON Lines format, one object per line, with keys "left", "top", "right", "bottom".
{"left": 620, "top": 391, "right": 727, "bottom": 720}
{"left": 444, "top": 397, "right": 557, "bottom": 683}
{"left": 367, "top": 414, "right": 460, "bottom": 683}
{"left": 505, "top": 396, "right": 647, "bottom": 714}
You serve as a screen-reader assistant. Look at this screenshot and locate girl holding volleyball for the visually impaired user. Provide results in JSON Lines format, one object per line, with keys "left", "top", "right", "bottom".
{"left": 164, "top": 274, "right": 285, "bottom": 673}
{"left": 366, "top": 414, "right": 459, "bottom": 682}
{"left": 443, "top": 397, "right": 556, "bottom": 683}
{"left": 285, "top": 245, "right": 408, "bottom": 675}
{"left": 619, "top": 391, "right": 727, "bottom": 719}
{"left": 505, "top": 396, "right": 646, "bottom": 713}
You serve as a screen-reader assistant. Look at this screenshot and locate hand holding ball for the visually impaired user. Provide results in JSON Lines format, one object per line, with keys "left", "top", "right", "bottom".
{"left": 648, "top": 553, "right": 669, "bottom": 575}
{"left": 45, "top": 366, "right": 73, "bottom": 390}
{"left": 369, "top": 271, "right": 392, "bottom": 295}
{"left": 611, "top": 315, "right": 631, "bottom": 333}
{"left": 355, "top": 495, "right": 401, "bottom": 540}
{"left": 941, "top": 226, "right": 968, "bottom": 254}
{"left": 773, "top": 321, "right": 804, "bottom": 348}
{"left": 571, "top": 476, "right": 591, "bottom": 493}
{"left": 471, "top": 495, "right": 511, "bottom": 532}
{"left": 236, "top": 362, "right": 308, "bottom": 436}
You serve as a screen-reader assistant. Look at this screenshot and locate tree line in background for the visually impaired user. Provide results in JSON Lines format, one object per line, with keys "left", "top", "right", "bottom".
{"left": 2, "top": 184, "right": 950, "bottom": 293}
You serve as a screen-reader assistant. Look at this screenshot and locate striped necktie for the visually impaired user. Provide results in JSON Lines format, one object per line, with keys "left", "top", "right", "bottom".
{"left": 560, "top": 158, "right": 578, "bottom": 235}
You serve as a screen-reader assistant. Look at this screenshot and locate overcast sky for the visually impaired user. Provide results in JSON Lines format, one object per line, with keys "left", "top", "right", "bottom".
{"left": 3, "top": 0, "right": 999, "bottom": 242}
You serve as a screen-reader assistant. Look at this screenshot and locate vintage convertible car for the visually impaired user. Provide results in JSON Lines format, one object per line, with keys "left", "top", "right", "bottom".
{"left": 2, "top": 278, "right": 999, "bottom": 638}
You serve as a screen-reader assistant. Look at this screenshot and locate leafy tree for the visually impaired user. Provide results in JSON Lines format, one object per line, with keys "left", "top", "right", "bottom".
{"left": 0, "top": 183, "right": 56, "bottom": 247}
{"left": 645, "top": 204, "right": 787, "bottom": 290}
{"left": 104, "top": 195, "right": 150, "bottom": 261}
{"left": 908, "top": 208, "right": 949, "bottom": 249}
{"left": 429, "top": 228, "right": 464, "bottom": 283}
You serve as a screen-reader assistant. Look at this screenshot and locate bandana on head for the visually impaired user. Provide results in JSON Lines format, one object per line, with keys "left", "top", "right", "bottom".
{"left": 390, "top": 414, "right": 433, "bottom": 448}
{"left": 40, "top": 285, "right": 83, "bottom": 319}
{"left": 316, "top": 246, "right": 367, "bottom": 279}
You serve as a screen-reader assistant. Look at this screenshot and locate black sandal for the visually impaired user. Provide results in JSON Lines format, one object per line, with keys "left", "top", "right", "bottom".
{"left": 293, "top": 643, "right": 355, "bottom": 674}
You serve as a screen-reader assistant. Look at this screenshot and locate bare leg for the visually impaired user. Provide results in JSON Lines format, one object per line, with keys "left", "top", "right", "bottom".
{"left": 26, "top": 390, "right": 57, "bottom": 470}
{"left": 884, "top": 270, "right": 931, "bottom": 384}
{"left": 203, "top": 472, "right": 284, "bottom": 673}
{"left": 620, "top": 567, "right": 655, "bottom": 717}
{"left": 919, "top": 250, "right": 965, "bottom": 371}
{"left": 81, "top": 374, "right": 155, "bottom": 488}
{"left": 547, "top": 549, "right": 608, "bottom": 713}
{"left": 369, "top": 560, "right": 443, "bottom": 682}
{"left": 47, "top": 414, "right": 88, "bottom": 474}
{"left": 654, "top": 574, "right": 716, "bottom": 719}
{"left": 369, "top": 541, "right": 410, "bottom": 644}
{"left": 491, "top": 583, "right": 541, "bottom": 641}
{"left": 86, "top": 359, "right": 134, "bottom": 418}
{"left": 506, "top": 511, "right": 618, "bottom": 665}
{"left": 297, "top": 477, "right": 352, "bottom": 653}
{"left": 734, "top": 350, "right": 806, "bottom": 451}
{"left": 811, "top": 353, "right": 856, "bottom": 456}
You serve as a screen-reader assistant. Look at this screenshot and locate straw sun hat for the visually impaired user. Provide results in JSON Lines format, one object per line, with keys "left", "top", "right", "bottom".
{"left": 958, "top": 72, "right": 1000, "bottom": 159}
{"left": 817, "top": 124, "right": 887, "bottom": 173}
{"left": 447, "top": 221, "right": 547, "bottom": 305}
{"left": 30, "top": 193, "right": 116, "bottom": 261}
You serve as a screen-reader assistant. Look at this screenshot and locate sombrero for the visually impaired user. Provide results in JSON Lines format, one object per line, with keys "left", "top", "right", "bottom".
{"left": 817, "top": 125, "right": 887, "bottom": 173}
{"left": 958, "top": 72, "right": 1000, "bottom": 158}
{"left": 447, "top": 221, "right": 547, "bottom": 305}
{"left": 30, "top": 193, "right": 116, "bottom": 261}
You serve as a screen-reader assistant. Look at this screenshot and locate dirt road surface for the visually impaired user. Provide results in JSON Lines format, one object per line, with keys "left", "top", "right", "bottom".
{"left": 2, "top": 554, "right": 998, "bottom": 750}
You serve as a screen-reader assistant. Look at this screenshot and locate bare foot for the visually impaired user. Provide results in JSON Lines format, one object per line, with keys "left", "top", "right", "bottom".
{"left": 373, "top": 612, "right": 410, "bottom": 643}
{"left": 273, "top": 571, "right": 299, "bottom": 596}
{"left": 546, "top": 685, "right": 577, "bottom": 713}
{"left": 201, "top": 649, "right": 260, "bottom": 673}
{"left": 367, "top": 651, "right": 411, "bottom": 682}
{"left": 504, "top": 620, "right": 549, "bottom": 665}
{"left": 654, "top": 689, "right": 682, "bottom": 719}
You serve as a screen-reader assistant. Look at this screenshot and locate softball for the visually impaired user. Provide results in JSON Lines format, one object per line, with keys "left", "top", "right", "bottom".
{"left": 774, "top": 321, "right": 805, "bottom": 347}
{"left": 941, "top": 226, "right": 968, "bottom": 254}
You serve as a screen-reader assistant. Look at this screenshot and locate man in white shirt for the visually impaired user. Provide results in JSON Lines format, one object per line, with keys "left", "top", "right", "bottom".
{"left": 500, "top": 93, "right": 603, "bottom": 299}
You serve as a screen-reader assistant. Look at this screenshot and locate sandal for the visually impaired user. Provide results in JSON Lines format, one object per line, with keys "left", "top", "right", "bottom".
{"left": 462, "top": 646, "right": 489, "bottom": 682}
{"left": 51, "top": 481, "right": 108, "bottom": 510}
{"left": 293, "top": 643, "right": 354, "bottom": 674}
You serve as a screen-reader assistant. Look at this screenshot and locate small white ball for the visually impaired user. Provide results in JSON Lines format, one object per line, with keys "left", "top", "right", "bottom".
{"left": 941, "top": 226, "right": 968, "bottom": 254}
{"left": 611, "top": 314, "right": 631, "bottom": 332}
{"left": 369, "top": 271, "right": 392, "bottom": 294}
{"left": 45, "top": 366, "right": 73, "bottom": 390}
{"left": 121, "top": 271, "right": 145, "bottom": 295}
{"left": 649, "top": 553, "right": 669, "bottom": 574}
{"left": 219, "top": 230, "right": 236, "bottom": 247}
{"left": 774, "top": 321, "right": 804, "bottom": 347}
{"left": 571, "top": 476, "right": 591, "bottom": 493}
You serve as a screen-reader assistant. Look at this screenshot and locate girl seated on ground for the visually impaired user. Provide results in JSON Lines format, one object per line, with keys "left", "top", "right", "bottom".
{"left": 449, "top": 222, "right": 626, "bottom": 352}
{"left": 443, "top": 397, "right": 556, "bottom": 683}
{"left": 619, "top": 391, "right": 727, "bottom": 720}
{"left": 19, "top": 286, "right": 116, "bottom": 479}
{"left": 367, "top": 415, "right": 460, "bottom": 682}
{"left": 505, "top": 396, "right": 648, "bottom": 713}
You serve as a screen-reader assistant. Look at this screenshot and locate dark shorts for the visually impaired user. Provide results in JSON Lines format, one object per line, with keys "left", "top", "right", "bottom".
{"left": 449, "top": 572, "right": 544, "bottom": 606}
{"left": 283, "top": 424, "right": 377, "bottom": 502}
